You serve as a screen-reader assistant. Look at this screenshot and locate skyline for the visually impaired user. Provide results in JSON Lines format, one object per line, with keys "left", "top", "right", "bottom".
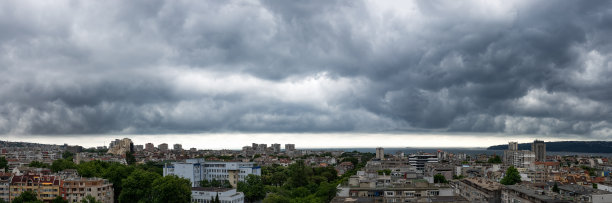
{"left": 2, "top": 1, "right": 612, "bottom": 142}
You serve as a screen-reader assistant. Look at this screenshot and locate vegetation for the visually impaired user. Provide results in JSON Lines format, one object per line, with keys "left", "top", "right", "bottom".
{"left": 151, "top": 175, "right": 192, "bottom": 203}
{"left": 29, "top": 161, "right": 51, "bottom": 168}
{"left": 52, "top": 196, "right": 69, "bottom": 203}
{"left": 552, "top": 182, "right": 560, "bottom": 193}
{"left": 453, "top": 175, "right": 465, "bottom": 179}
{"left": 238, "top": 174, "right": 266, "bottom": 202}
{"left": 62, "top": 151, "right": 75, "bottom": 160}
{"left": 433, "top": 174, "right": 448, "bottom": 183}
{"left": 119, "top": 169, "right": 161, "bottom": 203}
{"left": 377, "top": 169, "right": 391, "bottom": 175}
{"left": 13, "top": 191, "right": 42, "bottom": 203}
{"left": 500, "top": 166, "right": 521, "bottom": 185}
{"left": 200, "top": 179, "right": 232, "bottom": 188}
{"left": 581, "top": 166, "right": 597, "bottom": 177}
{"left": 487, "top": 155, "right": 502, "bottom": 164}
{"left": 0, "top": 157, "right": 8, "bottom": 171}
{"left": 593, "top": 183, "right": 598, "bottom": 189}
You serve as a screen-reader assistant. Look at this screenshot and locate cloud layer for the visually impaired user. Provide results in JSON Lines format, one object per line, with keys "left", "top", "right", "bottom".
{"left": 1, "top": 0, "right": 612, "bottom": 138}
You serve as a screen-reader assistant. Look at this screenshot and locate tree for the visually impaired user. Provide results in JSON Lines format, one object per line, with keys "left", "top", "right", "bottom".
{"left": 119, "top": 169, "right": 161, "bottom": 203}
{"left": 214, "top": 193, "right": 220, "bottom": 203}
{"left": 80, "top": 195, "right": 101, "bottom": 203}
{"left": 151, "top": 175, "right": 191, "bottom": 203}
{"left": 29, "top": 161, "right": 50, "bottom": 168}
{"left": 0, "top": 157, "right": 8, "bottom": 172}
{"left": 287, "top": 161, "right": 312, "bottom": 188}
{"left": 434, "top": 174, "right": 448, "bottom": 183}
{"left": 13, "top": 191, "right": 42, "bottom": 203}
{"left": 593, "top": 183, "right": 598, "bottom": 189}
{"left": 263, "top": 193, "right": 291, "bottom": 203}
{"left": 552, "top": 183, "right": 560, "bottom": 193}
{"left": 487, "top": 155, "right": 502, "bottom": 164}
{"left": 52, "top": 196, "right": 68, "bottom": 203}
{"left": 237, "top": 174, "right": 266, "bottom": 202}
{"left": 125, "top": 152, "right": 136, "bottom": 165}
{"left": 62, "top": 151, "right": 75, "bottom": 160}
{"left": 500, "top": 166, "right": 521, "bottom": 185}
{"left": 51, "top": 159, "right": 77, "bottom": 172}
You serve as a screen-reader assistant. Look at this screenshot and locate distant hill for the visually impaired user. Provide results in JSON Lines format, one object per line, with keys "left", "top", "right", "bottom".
{"left": 487, "top": 141, "right": 612, "bottom": 153}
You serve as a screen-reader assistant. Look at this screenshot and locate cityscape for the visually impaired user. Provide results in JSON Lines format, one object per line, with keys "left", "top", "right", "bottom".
{"left": 3, "top": 0, "right": 612, "bottom": 203}
{"left": 1, "top": 139, "right": 612, "bottom": 202}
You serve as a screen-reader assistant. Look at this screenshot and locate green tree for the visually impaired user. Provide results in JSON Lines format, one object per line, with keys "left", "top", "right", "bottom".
{"left": 287, "top": 160, "right": 312, "bottom": 188}
{"left": 214, "top": 193, "right": 220, "bottom": 203}
{"left": 434, "top": 174, "right": 448, "bottom": 183}
{"left": 51, "top": 159, "right": 77, "bottom": 172}
{"left": 80, "top": 195, "right": 101, "bottom": 203}
{"left": 62, "top": 151, "right": 75, "bottom": 160}
{"left": 52, "top": 196, "right": 69, "bottom": 203}
{"left": 125, "top": 152, "right": 136, "bottom": 165}
{"left": 28, "top": 161, "right": 50, "bottom": 168}
{"left": 0, "top": 157, "right": 8, "bottom": 171}
{"left": 552, "top": 182, "right": 560, "bottom": 193}
{"left": 263, "top": 193, "right": 291, "bottom": 203}
{"left": 119, "top": 169, "right": 161, "bottom": 203}
{"left": 13, "top": 191, "right": 42, "bottom": 203}
{"left": 237, "top": 174, "right": 266, "bottom": 202}
{"left": 500, "top": 166, "right": 521, "bottom": 185}
{"left": 487, "top": 155, "right": 502, "bottom": 164}
{"left": 593, "top": 183, "right": 598, "bottom": 189}
{"left": 151, "top": 175, "right": 191, "bottom": 203}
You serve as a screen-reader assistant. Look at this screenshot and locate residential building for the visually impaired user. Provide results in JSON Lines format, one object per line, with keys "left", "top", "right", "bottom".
{"left": 508, "top": 142, "right": 518, "bottom": 151}
{"left": 558, "top": 184, "right": 612, "bottom": 203}
{"left": 408, "top": 153, "right": 438, "bottom": 171}
{"left": 145, "top": 143, "right": 155, "bottom": 151}
{"left": 10, "top": 175, "right": 62, "bottom": 202}
{"left": 0, "top": 173, "right": 11, "bottom": 202}
{"left": 502, "top": 185, "right": 573, "bottom": 203}
{"left": 503, "top": 150, "right": 535, "bottom": 169}
{"left": 134, "top": 145, "right": 144, "bottom": 151}
{"left": 174, "top": 144, "right": 183, "bottom": 151}
{"left": 284, "top": 144, "right": 295, "bottom": 152}
{"left": 376, "top": 147, "right": 384, "bottom": 160}
{"left": 271, "top": 144, "right": 281, "bottom": 153}
{"left": 452, "top": 178, "right": 502, "bottom": 203}
{"left": 107, "top": 138, "right": 133, "bottom": 155}
{"left": 191, "top": 187, "right": 244, "bottom": 203}
{"left": 163, "top": 159, "right": 261, "bottom": 188}
{"left": 158, "top": 143, "right": 169, "bottom": 151}
{"left": 532, "top": 140, "right": 546, "bottom": 162}
{"left": 62, "top": 177, "right": 114, "bottom": 203}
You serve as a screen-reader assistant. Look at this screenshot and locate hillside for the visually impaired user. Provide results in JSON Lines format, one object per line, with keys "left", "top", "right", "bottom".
{"left": 487, "top": 141, "right": 612, "bottom": 153}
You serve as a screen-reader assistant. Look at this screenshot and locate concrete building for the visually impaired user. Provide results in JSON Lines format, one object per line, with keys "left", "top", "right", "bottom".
{"left": 408, "top": 154, "right": 438, "bottom": 171}
{"left": 145, "top": 143, "right": 155, "bottom": 151}
{"left": 284, "top": 144, "right": 295, "bottom": 152}
{"left": 191, "top": 187, "right": 244, "bottom": 203}
{"left": 10, "top": 175, "right": 62, "bottom": 202}
{"left": 174, "top": 144, "right": 183, "bottom": 151}
{"left": 508, "top": 142, "right": 518, "bottom": 151}
{"left": 0, "top": 173, "right": 11, "bottom": 202}
{"left": 503, "top": 150, "right": 536, "bottom": 169}
{"left": 158, "top": 143, "right": 169, "bottom": 151}
{"left": 338, "top": 178, "right": 461, "bottom": 202}
{"left": 62, "top": 177, "right": 114, "bottom": 203}
{"left": 163, "top": 159, "right": 261, "bottom": 188}
{"left": 558, "top": 184, "right": 612, "bottom": 203}
{"left": 271, "top": 144, "right": 281, "bottom": 153}
{"left": 134, "top": 145, "right": 144, "bottom": 151}
{"left": 452, "top": 178, "right": 502, "bottom": 203}
{"left": 107, "top": 138, "right": 134, "bottom": 155}
{"left": 376, "top": 147, "right": 384, "bottom": 160}
{"left": 532, "top": 140, "right": 546, "bottom": 162}
{"left": 502, "top": 185, "right": 573, "bottom": 203}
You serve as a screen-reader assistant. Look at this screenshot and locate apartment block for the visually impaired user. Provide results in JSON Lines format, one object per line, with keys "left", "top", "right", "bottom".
{"left": 452, "top": 178, "right": 502, "bottom": 203}
{"left": 62, "top": 177, "right": 114, "bottom": 203}
{"left": 191, "top": 187, "right": 244, "bottom": 203}
{"left": 10, "top": 175, "right": 62, "bottom": 202}
{"left": 163, "top": 159, "right": 261, "bottom": 188}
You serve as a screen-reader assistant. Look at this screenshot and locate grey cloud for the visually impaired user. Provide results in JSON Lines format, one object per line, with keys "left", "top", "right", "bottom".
{"left": 1, "top": 0, "right": 612, "bottom": 138}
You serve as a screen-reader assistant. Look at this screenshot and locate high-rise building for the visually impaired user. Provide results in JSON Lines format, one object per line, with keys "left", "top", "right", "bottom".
{"left": 271, "top": 144, "right": 281, "bottom": 153}
{"left": 508, "top": 142, "right": 518, "bottom": 151}
{"left": 376, "top": 147, "right": 384, "bottom": 160}
{"left": 134, "top": 145, "right": 144, "bottom": 151}
{"left": 285, "top": 144, "right": 295, "bottom": 151}
{"left": 174, "top": 144, "right": 183, "bottom": 151}
{"left": 503, "top": 150, "right": 536, "bottom": 168}
{"left": 532, "top": 140, "right": 546, "bottom": 162}
{"left": 107, "top": 138, "right": 134, "bottom": 155}
{"left": 408, "top": 153, "right": 438, "bottom": 171}
{"left": 158, "top": 143, "right": 169, "bottom": 151}
{"left": 145, "top": 143, "right": 155, "bottom": 151}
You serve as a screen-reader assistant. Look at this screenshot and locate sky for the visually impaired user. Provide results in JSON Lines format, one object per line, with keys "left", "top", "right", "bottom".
{"left": 1, "top": 0, "right": 612, "bottom": 148}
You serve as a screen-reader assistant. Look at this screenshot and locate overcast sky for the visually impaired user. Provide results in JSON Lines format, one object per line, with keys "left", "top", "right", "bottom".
{"left": 2, "top": 0, "right": 612, "bottom": 144}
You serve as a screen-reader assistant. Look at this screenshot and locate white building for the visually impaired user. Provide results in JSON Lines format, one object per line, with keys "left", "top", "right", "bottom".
{"left": 163, "top": 159, "right": 261, "bottom": 187}
{"left": 191, "top": 187, "right": 244, "bottom": 203}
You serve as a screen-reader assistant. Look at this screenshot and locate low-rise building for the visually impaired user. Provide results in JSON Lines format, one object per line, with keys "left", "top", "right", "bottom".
{"left": 0, "top": 173, "right": 11, "bottom": 202}
{"left": 164, "top": 159, "right": 261, "bottom": 188}
{"left": 191, "top": 187, "right": 244, "bottom": 203}
{"left": 558, "top": 184, "right": 612, "bottom": 203}
{"left": 62, "top": 177, "right": 114, "bottom": 203}
{"left": 502, "top": 184, "right": 573, "bottom": 203}
{"left": 10, "top": 175, "right": 62, "bottom": 202}
{"left": 452, "top": 178, "right": 502, "bottom": 203}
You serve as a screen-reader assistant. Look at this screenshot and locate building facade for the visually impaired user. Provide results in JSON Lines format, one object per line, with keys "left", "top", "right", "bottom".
{"left": 163, "top": 159, "right": 261, "bottom": 188}
{"left": 62, "top": 177, "right": 114, "bottom": 203}
{"left": 532, "top": 140, "right": 546, "bottom": 162}
{"left": 191, "top": 187, "right": 244, "bottom": 203}
{"left": 10, "top": 175, "right": 62, "bottom": 202}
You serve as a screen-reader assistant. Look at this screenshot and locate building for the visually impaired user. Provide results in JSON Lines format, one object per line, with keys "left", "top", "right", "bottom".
{"left": 0, "top": 173, "right": 11, "bottom": 202}
{"left": 452, "top": 178, "right": 502, "bottom": 203}
{"left": 62, "top": 177, "right": 114, "bottom": 203}
{"left": 191, "top": 187, "right": 245, "bottom": 203}
{"left": 338, "top": 178, "right": 462, "bottom": 202}
{"left": 163, "top": 159, "right": 261, "bottom": 188}
{"left": 508, "top": 142, "right": 518, "bottom": 151}
{"left": 134, "top": 145, "right": 144, "bottom": 151}
{"left": 158, "top": 143, "right": 169, "bottom": 151}
{"left": 558, "top": 184, "right": 612, "bottom": 203}
{"left": 376, "top": 147, "right": 384, "bottom": 160}
{"left": 503, "top": 149, "right": 535, "bottom": 169}
{"left": 145, "top": 143, "right": 155, "bottom": 151}
{"left": 174, "top": 144, "right": 183, "bottom": 151}
{"left": 107, "top": 138, "right": 134, "bottom": 155}
{"left": 271, "top": 144, "right": 281, "bottom": 153}
{"left": 408, "top": 154, "right": 438, "bottom": 171}
{"left": 502, "top": 184, "right": 573, "bottom": 203}
{"left": 532, "top": 140, "right": 546, "bottom": 162}
{"left": 10, "top": 175, "right": 62, "bottom": 202}
{"left": 284, "top": 144, "right": 295, "bottom": 152}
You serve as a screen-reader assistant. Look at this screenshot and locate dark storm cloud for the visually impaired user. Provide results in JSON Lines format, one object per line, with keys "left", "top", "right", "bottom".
{"left": 1, "top": 0, "right": 612, "bottom": 138}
